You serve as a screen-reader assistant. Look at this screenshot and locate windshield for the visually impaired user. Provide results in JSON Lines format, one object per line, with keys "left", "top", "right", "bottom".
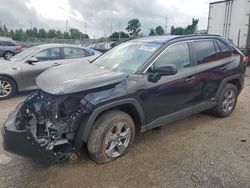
{"left": 10, "top": 46, "right": 40, "bottom": 62}
{"left": 93, "top": 41, "right": 161, "bottom": 73}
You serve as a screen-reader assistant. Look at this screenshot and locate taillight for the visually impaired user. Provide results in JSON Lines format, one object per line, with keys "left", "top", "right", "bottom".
{"left": 243, "top": 56, "right": 249, "bottom": 65}
{"left": 16, "top": 45, "right": 22, "bottom": 50}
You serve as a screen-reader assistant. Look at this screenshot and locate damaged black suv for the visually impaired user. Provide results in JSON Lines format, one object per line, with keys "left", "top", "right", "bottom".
{"left": 2, "top": 35, "right": 247, "bottom": 164}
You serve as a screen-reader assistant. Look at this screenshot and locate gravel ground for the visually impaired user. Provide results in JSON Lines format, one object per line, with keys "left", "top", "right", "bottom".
{"left": 0, "top": 68, "right": 250, "bottom": 188}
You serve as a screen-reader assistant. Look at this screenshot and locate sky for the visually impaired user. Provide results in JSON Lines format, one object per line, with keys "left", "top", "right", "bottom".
{"left": 0, "top": 0, "right": 214, "bottom": 38}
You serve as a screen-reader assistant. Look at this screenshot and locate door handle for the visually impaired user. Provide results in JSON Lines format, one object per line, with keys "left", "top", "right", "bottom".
{"left": 220, "top": 65, "right": 228, "bottom": 70}
{"left": 185, "top": 76, "right": 196, "bottom": 82}
{"left": 53, "top": 63, "right": 61, "bottom": 66}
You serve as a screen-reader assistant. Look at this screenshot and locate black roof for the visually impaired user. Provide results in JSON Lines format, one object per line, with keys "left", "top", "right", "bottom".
{"left": 132, "top": 34, "right": 222, "bottom": 44}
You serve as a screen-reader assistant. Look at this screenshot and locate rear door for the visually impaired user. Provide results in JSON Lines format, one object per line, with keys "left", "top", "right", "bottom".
{"left": 21, "top": 47, "right": 64, "bottom": 90}
{"left": 190, "top": 39, "right": 235, "bottom": 109}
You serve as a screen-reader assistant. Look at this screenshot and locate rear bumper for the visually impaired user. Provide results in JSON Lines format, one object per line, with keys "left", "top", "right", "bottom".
{"left": 1, "top": 102, "right": 66, "bottom": 164}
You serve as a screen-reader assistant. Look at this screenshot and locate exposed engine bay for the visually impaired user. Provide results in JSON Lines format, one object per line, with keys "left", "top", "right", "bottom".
{"left": 15, "top": 90, "right": 94, "bottom": 162}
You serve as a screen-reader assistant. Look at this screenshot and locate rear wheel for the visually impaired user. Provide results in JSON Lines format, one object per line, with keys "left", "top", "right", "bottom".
{"left": 212, "top": 83, "right": 238, "bottom": 117}
{"left": 87, "top": 110, "right": 135, "bottom": 164}
{"left": 3, "top": 51, "right": 14, "bottom": 60}
{"left": 0, "top": 76, "right": 17, "bottom": 100}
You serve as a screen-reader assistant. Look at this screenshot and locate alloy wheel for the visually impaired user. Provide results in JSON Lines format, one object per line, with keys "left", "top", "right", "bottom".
{"left": 105, "top": 122, "right": 131, "bottom": 158}
{"left": 222, "top": 89, "right": 236, "bottom": 113}
{"left": 0, "top": 80, "right": 12, "bottom": 98}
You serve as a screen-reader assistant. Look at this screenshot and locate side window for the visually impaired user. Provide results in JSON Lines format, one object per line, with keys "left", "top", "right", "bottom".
{"left": 63, "top": 48, "right": 87, "bottom": 59}
{"left": 216, "top": 40, "right": 232, "bottom": 58}
{"left": 154, "top": 42, "right": 190, "bottom": 70}
{"left": 192, "top": 40, "right": 217, "bottom": 64}
{"left": 34, "top": 48, "right": 60, "bottom": 62}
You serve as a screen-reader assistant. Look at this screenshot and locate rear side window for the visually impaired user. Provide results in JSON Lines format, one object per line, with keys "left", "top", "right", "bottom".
{"left": 63, "top": 48, "right": 87, "bottom": 59}
{"left": 192, "top": 40, "right": 217, "bottom": 64}
{"left": 215, "top": 40, "right": 232, "bottom": 58}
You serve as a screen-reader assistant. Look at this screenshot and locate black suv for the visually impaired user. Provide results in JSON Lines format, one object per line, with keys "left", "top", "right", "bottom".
{"left": 2, "top": 35, "right": 247, "bottom": 164}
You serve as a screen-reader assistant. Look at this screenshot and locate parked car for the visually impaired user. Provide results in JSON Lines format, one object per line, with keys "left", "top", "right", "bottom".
{"left": 0, "top": 44, "right": 102, "bottom": 99}
{"left": 0, "top": 37, "right": 22, "bottom": 60}
{"left": 2, "top": 35, "right": 247, "bottom": 164}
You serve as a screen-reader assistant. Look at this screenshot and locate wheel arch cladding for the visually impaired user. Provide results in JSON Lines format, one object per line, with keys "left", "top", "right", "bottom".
{"left": 80, "top": 98, "right": 145, "bottom": 144}
{"left": 227, "top": 78, "right": 241, "bottom": 93}
{"left": 216, "top": 75, "right": 243, "bottom": 98}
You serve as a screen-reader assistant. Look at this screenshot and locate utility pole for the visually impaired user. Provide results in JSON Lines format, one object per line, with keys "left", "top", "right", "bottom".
{"left": 110, "top": 23, "right": 113, "bottom": 35}
{"left": 118, "top": 22, "right": 122, "bottom": 41}
{"left": 66, "top": 19, "right": 69, "bottom": 32}
{"left": 165, "top": 15, "right": 168, "bottom": 34}
{"left": 84, "top": 22, "right": 87, "bottom": 34}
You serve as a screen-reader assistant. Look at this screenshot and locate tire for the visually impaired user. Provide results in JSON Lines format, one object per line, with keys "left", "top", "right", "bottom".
{"left": 212, "top": 83, "right": 238, "bottom": 117}
{"left": 0, "top": 76, "right": 17, "bottom": 100}
{"left": 87, "top": 110, "right": 135, "bottom": 164}
{"left": 3, "top": 51, "right": 14, "bottom": 60}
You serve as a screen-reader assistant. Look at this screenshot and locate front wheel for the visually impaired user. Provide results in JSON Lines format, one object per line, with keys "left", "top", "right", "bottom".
{"left": 87, "top": 110, "right": 135, "bottom": 164}
{"left": 0, "top": 76, "right": 17, "bottom": 100}
{"left": 212, "top": 83, "right": 238, "bottom": 117}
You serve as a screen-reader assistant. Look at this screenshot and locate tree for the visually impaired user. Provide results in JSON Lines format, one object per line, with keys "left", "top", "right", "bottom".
{"left": 184, "top": 18, "right": 199, "bottom": 34}
{"left": 14, "top": 29, "right": 27, "bottom": 41}
{"left": 47, "top": 29, "right": 57, "bottom": 38}
{"left": 171, "top": 27, "right": 184, "bottom": 35}
{"left": 38, "top": 28, "right": 46, "bottom": 38}
{"left": 126, "top": 19, "right": 141, "bottom": 37}
{"left": 155, "top": 26, "right": 164, "bottom": 35}
{"left": 63, "top": 32, "right": 70, "bottom": 39}
{"left": 56, "top": 30, "right": 63, "bottom": 39}
{"left": 171, "top": 18, "right": 199, "bottom": 35}
{"left": 70, "top": 28, "right": 89, "bottom": 39}
{"left": 109, "top": 31, "right": 129, "bottom": 39}
{"left": 0, "top": 24, "right": 89, "bottom": 41}
{"left": 149, "top": 28, "right": 156, "bottom": 36}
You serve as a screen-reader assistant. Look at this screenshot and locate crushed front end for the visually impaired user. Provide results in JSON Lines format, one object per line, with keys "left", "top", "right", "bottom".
{"left": 2, "top": 90, "right": 94, "bottom": 164}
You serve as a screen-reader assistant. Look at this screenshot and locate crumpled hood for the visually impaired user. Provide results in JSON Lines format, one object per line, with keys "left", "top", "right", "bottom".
{"left": 36, "top": 62, "right": 128, "bottom": 95}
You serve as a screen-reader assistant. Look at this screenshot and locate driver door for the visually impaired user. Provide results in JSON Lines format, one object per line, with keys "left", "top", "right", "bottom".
{"left": 139, "top": 42, "right": 196, "bottom": 128}
{"left": 21, "top": 47, "right": 64, "bottom": 90}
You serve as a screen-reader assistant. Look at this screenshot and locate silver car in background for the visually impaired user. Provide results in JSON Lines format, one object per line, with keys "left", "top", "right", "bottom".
{"left": 0, "top": 44, "right": 102, "bottom": 99}
{"left": 0, "top": 37, "right": 22, "bottom": 60}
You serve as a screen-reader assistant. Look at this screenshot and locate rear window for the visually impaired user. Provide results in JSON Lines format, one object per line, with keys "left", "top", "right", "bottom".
{"left": 192, "top": 40, "right": 217, "bottom": 64}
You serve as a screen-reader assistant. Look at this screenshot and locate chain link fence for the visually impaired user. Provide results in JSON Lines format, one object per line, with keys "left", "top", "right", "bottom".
{"left": 16, "top": 37, "right": 131, "bottom": 52}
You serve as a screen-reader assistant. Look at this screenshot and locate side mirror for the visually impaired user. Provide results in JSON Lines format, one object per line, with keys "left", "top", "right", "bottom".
{"left": 148, "top": 64, "right": 177, "bottom": 82}
{"left": 27, "top": 57, "right": 38, "bottom": 65}
{"left": 154, "top": 64, "right": 177, "bottom": 76}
